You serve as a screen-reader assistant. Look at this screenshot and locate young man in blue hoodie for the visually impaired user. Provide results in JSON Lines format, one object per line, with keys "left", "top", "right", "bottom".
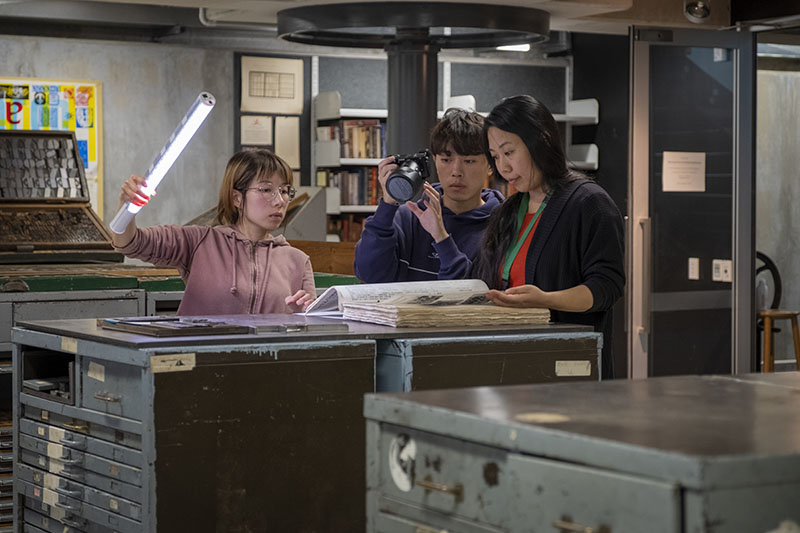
{"left": 354, "top": 108, "right": 504, "bottom": 282}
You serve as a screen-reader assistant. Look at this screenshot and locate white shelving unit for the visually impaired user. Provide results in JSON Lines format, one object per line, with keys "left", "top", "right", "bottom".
{"left": 559, "top": 98, "right": 599, "bottom": 171}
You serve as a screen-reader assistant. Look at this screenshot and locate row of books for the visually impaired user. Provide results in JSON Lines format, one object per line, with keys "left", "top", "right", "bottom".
{"left": 327, "top": 214, "right": 369, "bottom": 243}
{"left": 316, "top": 119, "right": 386, "bottom": 159}
{"left": 319, "top": 167, "right": 383, "bottom": 206}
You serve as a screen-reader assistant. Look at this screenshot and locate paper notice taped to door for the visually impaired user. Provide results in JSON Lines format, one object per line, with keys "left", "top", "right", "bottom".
{"left": 662, "top": 151, "right": 706, "bottom": 192}
{"left": 150, "top": 353, "right": 196, "bottom": 373}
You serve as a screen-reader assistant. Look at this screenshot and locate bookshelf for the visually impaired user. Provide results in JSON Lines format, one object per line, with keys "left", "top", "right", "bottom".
{"left": 314, "top": 91, "right": 386, "bottom": 242}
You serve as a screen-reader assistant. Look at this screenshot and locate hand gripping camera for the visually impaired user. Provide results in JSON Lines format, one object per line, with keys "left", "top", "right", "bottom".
{"left": 384, "top": 149, "right": 432, "bottom": 203}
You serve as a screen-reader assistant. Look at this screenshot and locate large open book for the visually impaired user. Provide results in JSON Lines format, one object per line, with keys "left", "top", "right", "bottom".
{"left": 305, "top": 279, "right": 551, "bottom": 327}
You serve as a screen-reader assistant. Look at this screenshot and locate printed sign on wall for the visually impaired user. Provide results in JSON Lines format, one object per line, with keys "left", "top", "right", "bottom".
{"left": 0, "top": 78, "right": 103, "bottom": 215}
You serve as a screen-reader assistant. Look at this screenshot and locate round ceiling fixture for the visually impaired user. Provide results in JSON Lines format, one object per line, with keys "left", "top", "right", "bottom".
{"left": 684, "top": 1, "right": 711, "bottom": 24}
{"left": 277, "top": 2, "right": 549, "bottom": 49}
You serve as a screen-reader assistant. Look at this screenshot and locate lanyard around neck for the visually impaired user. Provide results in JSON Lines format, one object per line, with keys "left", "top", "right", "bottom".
{"left": 502, "top": 191, "right": 551, "bottom": 284}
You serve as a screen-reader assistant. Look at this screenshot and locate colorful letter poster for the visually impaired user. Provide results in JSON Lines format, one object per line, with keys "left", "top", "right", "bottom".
{"left": 0, "top": 78, "right": 103, "bottom": 215}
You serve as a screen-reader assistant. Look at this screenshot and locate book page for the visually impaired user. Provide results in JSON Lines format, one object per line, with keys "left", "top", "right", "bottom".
{"left": 305, "top": 279, "right": 489, "bottom": 315}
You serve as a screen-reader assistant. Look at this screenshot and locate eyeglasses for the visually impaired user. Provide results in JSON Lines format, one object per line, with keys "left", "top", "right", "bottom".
{"left": 242, "top": 185, "right": 297, "bottom": 202}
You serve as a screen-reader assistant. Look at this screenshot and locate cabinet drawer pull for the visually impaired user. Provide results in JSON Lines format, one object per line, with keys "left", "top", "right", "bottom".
{"left": 56, "top": 485, "right": 82, "bottom": 498}
{"left": 60, "top": 469, "right": 85, "bottom": 482}
{"left": 415, "top": 477, "right": 464, "bottom": 502}
{"left": 94, "top": 392, "right": 121, "bottom": 403}
{"left": 54, "top": 500, "right": 80, "bottom": 512}
{"left": 415, "top": 527, "right": 449, "bottom": 533}
{"left": 60, "top": 436, "right": 85, "bottom": 448}
{"left": 60, "top": 456, "right": 83, "bottom": 466}
{"left": 63, "top": 423, "right": 88, "bottom": 432}
{"left": 62, "top": 515, "right": 87, "bottom": 528}
{"left": 552, "top": 520, "right": 611, "bottom": 533}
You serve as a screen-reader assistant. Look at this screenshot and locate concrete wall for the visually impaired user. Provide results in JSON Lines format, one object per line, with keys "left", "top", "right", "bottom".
{"left": 756, "top": 67, "right": 800, "bottom": 367}
{"left": 1, "top": 34, "right": 234, "bottom": 227}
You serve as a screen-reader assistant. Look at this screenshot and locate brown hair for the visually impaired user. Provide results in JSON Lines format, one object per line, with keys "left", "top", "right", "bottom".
{"left": 215, "top": 150, "right": 294, "bottom": 225}
{"left": 430, "top": 108, "right": 487, "bottom": 156}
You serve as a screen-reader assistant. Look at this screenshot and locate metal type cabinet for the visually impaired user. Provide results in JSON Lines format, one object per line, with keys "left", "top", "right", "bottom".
{"left": 0, "top": 289, "right": 144, "bottom": 533}
{"left": 375, "top": 332, "right": 602, "bottom": 392}
{"left": 365, "top": 373, "right": 800, "bottom": 533}
{"left": 10, "top": 320, "right": 376, "bottom": 532}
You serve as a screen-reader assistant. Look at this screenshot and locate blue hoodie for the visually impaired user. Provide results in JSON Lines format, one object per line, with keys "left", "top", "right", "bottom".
{"left": 354, "top": 184, "right": 504, "bottom": 282}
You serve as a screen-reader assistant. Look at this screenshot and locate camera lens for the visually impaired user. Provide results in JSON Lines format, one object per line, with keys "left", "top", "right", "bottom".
{"left": 385, "top": 151, "right": 430, "bottom": 203}
{"left": 386, "top": 173, "right": 417, "bottom": 203}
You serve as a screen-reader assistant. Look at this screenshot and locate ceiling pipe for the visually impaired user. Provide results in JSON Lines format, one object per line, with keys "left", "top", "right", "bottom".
{"left": 198, "top": 7, "right": 278, "bottom": 34}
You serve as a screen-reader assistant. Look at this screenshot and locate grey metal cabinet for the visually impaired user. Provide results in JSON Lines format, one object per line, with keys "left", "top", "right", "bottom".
{"left": 365, "top": 374, "right": 800, "bottom": 532}
{"left": 11, "top": 318, "right": 376, "bottom": 532}
{"left": 10, "top": 317, "right": 602, "bottom": 532}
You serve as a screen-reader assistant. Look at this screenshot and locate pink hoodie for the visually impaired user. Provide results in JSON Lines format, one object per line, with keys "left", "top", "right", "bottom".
{"left": 117, "top": 225, "right": 315, "bottom": 316}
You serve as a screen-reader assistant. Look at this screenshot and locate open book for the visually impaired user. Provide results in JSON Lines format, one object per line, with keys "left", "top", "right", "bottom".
{"left": 305, "top": 279, "right": 551, "bottom": 327}
{"left": 304, "top": 279, "right": 491, "bottom": 316}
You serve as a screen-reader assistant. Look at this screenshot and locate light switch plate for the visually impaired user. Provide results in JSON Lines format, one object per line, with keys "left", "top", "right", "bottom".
{"left": 712, "top": 259, "right": 733, "bottom": 282}
{"left": 688, "top": 257, "right": 699, "bottom": 280}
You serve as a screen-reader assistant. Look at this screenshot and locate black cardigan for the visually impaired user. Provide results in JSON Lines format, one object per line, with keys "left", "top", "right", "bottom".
{"left": 523, "top": 178, "right": 625, "bottom": 379}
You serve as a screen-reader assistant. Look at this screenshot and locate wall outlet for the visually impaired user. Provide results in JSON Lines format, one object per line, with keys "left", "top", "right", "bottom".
{"left": 688, "top": 257, "right": 700, "bottom": 280}
{"left": 712, "top": 259, "right": 733, "bottom": 282}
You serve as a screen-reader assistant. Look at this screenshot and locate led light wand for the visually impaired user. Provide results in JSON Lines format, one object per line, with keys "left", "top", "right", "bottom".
{"left": 109, "top": 91, "right": 216, "bottom": 234}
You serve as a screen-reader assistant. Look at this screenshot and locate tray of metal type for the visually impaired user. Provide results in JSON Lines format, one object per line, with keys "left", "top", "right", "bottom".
{"left": 0, "top": 130, "right": 122, "bottom": 264}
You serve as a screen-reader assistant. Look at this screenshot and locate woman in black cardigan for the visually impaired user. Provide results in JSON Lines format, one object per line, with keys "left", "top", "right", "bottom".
{"left": 474, "top": 95, "right": 625, "bottom": 379}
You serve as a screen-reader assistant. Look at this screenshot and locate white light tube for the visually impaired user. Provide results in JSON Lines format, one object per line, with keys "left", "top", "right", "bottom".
{"left": 496, "top": 44, "right": 530, "bottom": 52}
{"left": 109, "top": 91, "right": 216, "bottom": 234}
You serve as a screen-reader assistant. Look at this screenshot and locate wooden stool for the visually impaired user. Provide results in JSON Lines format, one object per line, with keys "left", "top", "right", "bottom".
{"left": 759, "top": 309, "right": 800, "bottom": 372}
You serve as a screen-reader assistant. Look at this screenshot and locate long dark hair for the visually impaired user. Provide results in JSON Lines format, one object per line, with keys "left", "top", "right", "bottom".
{"left": 473, "top": 95, "right": 582, "bottom": 288}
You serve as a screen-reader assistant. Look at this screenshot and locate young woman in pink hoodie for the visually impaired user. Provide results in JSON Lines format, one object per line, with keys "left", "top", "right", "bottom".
{"left": 112, "top": 150, "right": 315, "bottom": 315}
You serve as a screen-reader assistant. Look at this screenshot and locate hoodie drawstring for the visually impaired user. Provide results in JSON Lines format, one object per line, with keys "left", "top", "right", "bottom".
{"left": 230, "top": 240, "right": 238, "bottom": 294}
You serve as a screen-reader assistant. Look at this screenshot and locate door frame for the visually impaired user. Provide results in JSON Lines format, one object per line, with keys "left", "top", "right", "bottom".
{"left": 627, "top": 27, "right": 756, "bottom": 378}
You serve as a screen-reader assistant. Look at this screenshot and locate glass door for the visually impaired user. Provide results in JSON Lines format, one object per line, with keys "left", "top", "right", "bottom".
{"left": 628, "top": 28, "right": 755, "bottom": 378}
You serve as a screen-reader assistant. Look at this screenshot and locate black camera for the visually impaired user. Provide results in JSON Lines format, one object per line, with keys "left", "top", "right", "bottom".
{"left": 385, "top": 149, "right": 432, "bottom": 203}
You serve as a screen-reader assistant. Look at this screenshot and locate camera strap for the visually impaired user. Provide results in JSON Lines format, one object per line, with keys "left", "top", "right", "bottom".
{"left": 501, "top": 190, "right": 552, "bottom": 286}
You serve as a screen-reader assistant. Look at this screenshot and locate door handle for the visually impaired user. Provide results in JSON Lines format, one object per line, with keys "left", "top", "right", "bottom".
{"left": 639, "top": 217, "right": 651, "bottom": 335}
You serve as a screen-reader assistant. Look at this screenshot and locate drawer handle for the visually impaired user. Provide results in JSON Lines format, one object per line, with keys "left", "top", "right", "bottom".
{"left": 552, "top": 520, "right": 611, "bottom": 533}
{"left": 56, "top": 486, "right": 82, "bottom": 498}
{"left": 54, "top": 500, "right": 80, "bottom": 512}
{"left": 414, "top": 527, "right": 449, "bottom": 533}
{"left": 63, "top": 423, "right": 88, "bottom": 432}
{"left": 60, "top": 436, "right": 86, "bottom": 448}
{"left": 62, "top": 515, "right": 87, "bottom": 528}
{"left": 60, "top": 456, "right": 84, "bottom": 466}
{"left": 415, "top": 477, "right": 464, "bottom": 502}
{"left": 61, "top": 469, "right": 85, "bottom": 482}
{"left": 94, "top": 392, "right": 121, "bottom": 403}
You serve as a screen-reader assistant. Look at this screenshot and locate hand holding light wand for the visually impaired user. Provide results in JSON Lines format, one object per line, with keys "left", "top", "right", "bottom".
{"left": 109, "top": 92, "right": 216, "bottom": 234}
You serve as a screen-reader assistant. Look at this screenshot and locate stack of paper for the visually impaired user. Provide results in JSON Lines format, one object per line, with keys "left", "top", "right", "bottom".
{"left": 342, "top": 303, "right": 551, "bottom": 328}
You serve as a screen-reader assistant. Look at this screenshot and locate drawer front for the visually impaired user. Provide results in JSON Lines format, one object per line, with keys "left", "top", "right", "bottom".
{"left": 376, "top": 423, "right": 510, "bottom": 529}
{"left": 508, "top": 454, "right": 681, "bottom": 533}
{"left": 14, "top": 299, "right": 141, "bottom": 323}
{"left": 21, "top": 418, "right": 143, "bottom": 468}
{"left": 19, "top": 464, "right": 142, "bottom": 522}
{"left": 19, "top": 448, "right": 141, "bottom": 503}
{"left": 80, "top": 358, "right": 143, "bottom": 421}
{"left": 22, "top": 405, "right": 142, "bottom": 450}
{"left": 374, "top": 508, "right": 504, "bottom": 533}
{"left": 25, "top": 498, "right": 117, "bottom": 533}
{"left": 18, "top": 480, "right": 142, "bottom": 533}
{"left": 20, "top": 435, "right": 142, "bottom": 487}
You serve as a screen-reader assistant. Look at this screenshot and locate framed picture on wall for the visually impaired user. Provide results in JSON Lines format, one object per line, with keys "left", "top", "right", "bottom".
{"left": 240, "top": 56, "right": 304, "bottom": 115}
{"left": 0, "top": 77, "right": 103, "bottom": 216}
